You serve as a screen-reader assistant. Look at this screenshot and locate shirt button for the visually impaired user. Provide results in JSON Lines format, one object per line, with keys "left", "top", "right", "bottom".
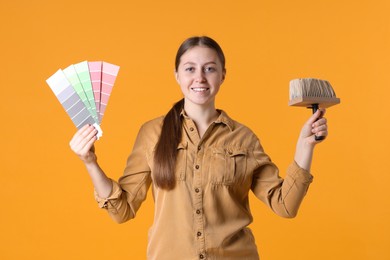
{"left": 196, "top": 209, "right": 201, "bottom": 214}
{"left": 199, "top": 254, "right": 205, "bottom": 259}
{"left": 197, "top": 231, "right": 202, "bottom": 237}
{"left": 195, "top": 188, "right": 200, "bottom": 193}
{"left": 190, "top": 127, "right": 195, "bottom": 131}
{"left": 195, "top": 165, "right": 200, "bottom": 170}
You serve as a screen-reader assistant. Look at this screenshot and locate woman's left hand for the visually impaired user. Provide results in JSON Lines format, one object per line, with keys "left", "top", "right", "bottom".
{"left": 299, "top": 108, "right": 328, "bottom": 147}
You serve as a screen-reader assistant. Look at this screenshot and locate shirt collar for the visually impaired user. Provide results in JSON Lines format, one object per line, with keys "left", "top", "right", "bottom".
{"left": 180, "top": 109, "right": 234, "bottom": 131}
{"left": 215, "top": 110, "right": 234, "bottom": 131}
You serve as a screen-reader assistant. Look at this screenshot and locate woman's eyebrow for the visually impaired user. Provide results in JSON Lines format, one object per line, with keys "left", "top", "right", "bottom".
{"left": 182, "top": 61, "right": 217, "bottom": 66}
{"left": 204, "top": 61, "right": 217, "bottom": 65}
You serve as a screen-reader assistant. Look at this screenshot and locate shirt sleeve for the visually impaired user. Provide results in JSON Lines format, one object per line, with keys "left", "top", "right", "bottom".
{"left": 94, "top": 124, "right": 152, "bottom": 224}
{"left": 251, "top": 139, "right": 313, "bottom": 218}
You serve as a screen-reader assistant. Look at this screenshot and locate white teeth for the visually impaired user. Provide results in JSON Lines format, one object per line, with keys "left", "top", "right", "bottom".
{"left": 192, "top": 88, "right": 208, "bottom": 92}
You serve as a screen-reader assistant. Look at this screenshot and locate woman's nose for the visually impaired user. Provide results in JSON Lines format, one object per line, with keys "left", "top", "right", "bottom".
{"left": 194, "top": 70, "right": 206, "bottom": 82}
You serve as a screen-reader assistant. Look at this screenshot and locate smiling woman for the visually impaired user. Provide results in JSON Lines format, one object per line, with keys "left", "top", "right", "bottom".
{"left": 154, "top": 37, "right": 227, "bottom": 191}
{"left": 69, "top": 36, "right": 328, "bottom": 259}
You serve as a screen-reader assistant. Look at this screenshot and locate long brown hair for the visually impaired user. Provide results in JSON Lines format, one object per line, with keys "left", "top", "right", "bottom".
{"left": 153, "top": 36, "right": 226, "bottom": 190}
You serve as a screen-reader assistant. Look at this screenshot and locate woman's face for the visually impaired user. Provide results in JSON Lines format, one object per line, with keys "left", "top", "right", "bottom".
{"left": 175, "top": 46, "right": 225, "bottom": 108}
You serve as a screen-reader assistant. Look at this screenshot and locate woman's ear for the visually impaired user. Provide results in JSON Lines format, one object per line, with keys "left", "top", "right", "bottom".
{"left": 221, "top": 69, "right": 226, "bottom": 83}
{"left": 174, "top": 70, "right": 179, "bottom": 84}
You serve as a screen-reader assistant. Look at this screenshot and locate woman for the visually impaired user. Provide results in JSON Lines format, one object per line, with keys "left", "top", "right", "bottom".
{"left": 70, "top": 36, "right": 327, "bottom": 259}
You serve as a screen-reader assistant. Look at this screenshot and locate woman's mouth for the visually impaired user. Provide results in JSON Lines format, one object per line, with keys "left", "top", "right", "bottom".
{"left": 191, "top": 87, "right": 209, "bottom": 92}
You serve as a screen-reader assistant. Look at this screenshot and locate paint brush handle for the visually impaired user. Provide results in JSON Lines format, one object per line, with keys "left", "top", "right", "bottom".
{"left": 311, "top": 104, "right": 325, "bottom": 141}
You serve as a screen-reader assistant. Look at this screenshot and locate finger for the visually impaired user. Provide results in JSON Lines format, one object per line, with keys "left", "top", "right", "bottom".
{"left": 74, "top": 125, "right": 96, "bottom": 144}
{"left": 312, "top": 117, "right": 327, "bottom": 128}
{"left": 70, "top": 126, "right": 97, "bottom": 153}
{"left": 79, "top": 134, "right": 97, "bottom": 155}
{"left": 306, "top": 108, "right": 326, "bottom": 125}
{"left": 312, "top": 124, "right": 328, "bottom": 134}
{"left": 70, "top": 124, "right": 92, "bottom": 147}
{"left": 74, "top": 127, "right": 98, "bottom": 152}
{"left": 70, "top": 128, "right": 91, "bottom": 151}
{"left": 315, "top": 130, "right": 328, "bottom": 140}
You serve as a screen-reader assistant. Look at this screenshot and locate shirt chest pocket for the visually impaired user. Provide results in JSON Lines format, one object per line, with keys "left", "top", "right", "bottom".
{"left": 209, "top": 147, "right": 247, "bottom": 185}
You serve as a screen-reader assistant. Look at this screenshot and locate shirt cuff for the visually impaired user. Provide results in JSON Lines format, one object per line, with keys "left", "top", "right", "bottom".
{"left": 288, "top": 161, "right": 314, "bottom": 184}
{"left": 94, "top": 179, "right": 122, "bottom": 209}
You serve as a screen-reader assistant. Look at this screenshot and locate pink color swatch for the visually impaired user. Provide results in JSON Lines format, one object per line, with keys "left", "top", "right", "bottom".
{"left": 100, "top": 62, "right": 120, "bottom": 122}
{"left": 88, "top": 61, "right": 103, "bottom": 122}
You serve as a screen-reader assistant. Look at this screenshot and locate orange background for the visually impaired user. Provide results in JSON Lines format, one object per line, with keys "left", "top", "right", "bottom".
{"left": 1, "top": 1, "right": 389, "bottom": 259}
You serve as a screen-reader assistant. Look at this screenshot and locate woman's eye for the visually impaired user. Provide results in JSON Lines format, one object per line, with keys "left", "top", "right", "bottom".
{"left": 204, "top": 67, "right": 216, "bottom": 72}
{"left": 185, "top": 67, "right": 194, "bottom": 72}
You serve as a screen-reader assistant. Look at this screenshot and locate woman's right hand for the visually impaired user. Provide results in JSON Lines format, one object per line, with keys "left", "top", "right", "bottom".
{"left": 69, "top": 124, "right": 98, "bottom": 164}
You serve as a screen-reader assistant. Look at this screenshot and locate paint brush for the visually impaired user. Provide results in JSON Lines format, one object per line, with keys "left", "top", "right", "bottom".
{"left": 289, "top": 78, "right": 340, "bottom": 140}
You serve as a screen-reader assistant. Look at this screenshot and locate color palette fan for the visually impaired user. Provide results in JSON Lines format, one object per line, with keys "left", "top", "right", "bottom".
{"left": 46, "top": 61, "right": 120, "bottom": 139}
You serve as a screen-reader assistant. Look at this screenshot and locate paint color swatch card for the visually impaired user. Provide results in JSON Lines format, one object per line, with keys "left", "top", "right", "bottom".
{"left": 100, "top": 62, "right": 120, "bottom": 122}
{"left": 88, "top": 61, "right": 103, "bottom": 120}
{"left": 46, "top": 61, "right": 120, "bottom": 139}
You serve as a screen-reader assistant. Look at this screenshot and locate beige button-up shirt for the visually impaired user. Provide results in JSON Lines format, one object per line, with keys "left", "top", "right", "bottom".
{"left": 96, "top": 110, "right": 313, "bottom": 260}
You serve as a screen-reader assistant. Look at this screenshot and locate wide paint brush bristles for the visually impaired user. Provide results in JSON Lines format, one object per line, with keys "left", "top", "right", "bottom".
{"left": 288, "top": 78, "right": 340, "bottom": 108}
